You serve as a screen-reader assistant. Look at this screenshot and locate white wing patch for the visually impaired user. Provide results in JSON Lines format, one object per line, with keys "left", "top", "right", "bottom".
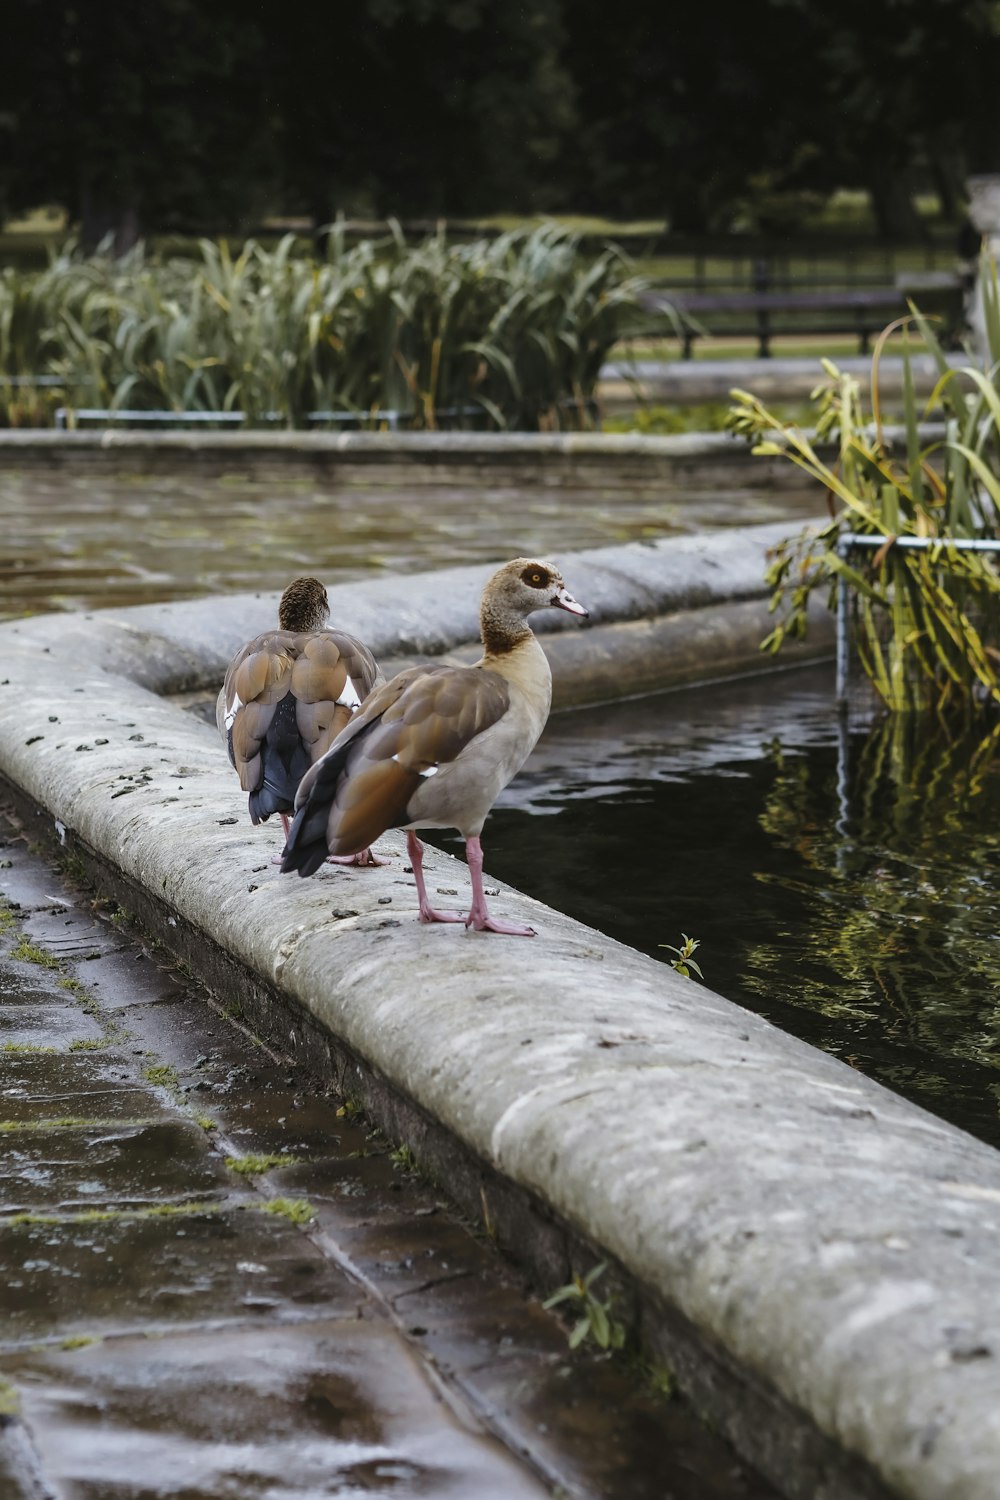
{"left": 390, "top": 754, "right": 439, "bottom": 778}
{"left": 336, "top": 675, "right": 362, "bottom": 711}
{"left": 224, "top": 691, "right": 244, "bottom": 732}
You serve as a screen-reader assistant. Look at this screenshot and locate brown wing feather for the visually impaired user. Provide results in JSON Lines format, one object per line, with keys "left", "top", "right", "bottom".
{"left": 296, "top": 665, "right": 510, "bottom": 857}
{"left": 221, "top": 635, "right": 296, "bottom": 784}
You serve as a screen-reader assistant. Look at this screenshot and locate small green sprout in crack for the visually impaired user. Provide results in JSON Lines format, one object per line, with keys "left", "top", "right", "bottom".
{"left": 226, "top": 1153, "right": 299, "bottom": 1177}
{"left": 263, "top": 1197, "right": 315, "bottom": 1225}
{"left": 2, "top": 1042, "right": 57, "bottom": 1055}
{"left": 195, "top": 1114, "right": 217, "bottom": 1132}
{"left": 11, "top": 937, "right": 61, "bottom": 969}
{"left": 143, "top": 1064, "right": 180, "bottom": 1091}
{"left": 0, "top": 901, "right": 16, "bottom": 933}
{"left": 69, "top": 1038, "right": 106, "bottom": 1052}
{"left": 643, "top": 1361, "right": 676, "bottom": 1401}
{"left": 57, "top": 976, "right": 84, "bottom": 992}
{"left": 543, "top": 1262, "right": 627, "bottom": 1353}
{"left": 0, "top": 1377, "right": 20, "bottom": 1417}
{"left": 60, "top": 1335, "right": 100, "bottom": 1352}
{"left": 61, "top": 854, "right": 89, "bottom": 887}
{"left": 659, "top": 934, "right": 704, "bottom": 981}
{"left": 390, "top": 1144, "right": 418, "bottom": 1174}
{"left": 335, "top": 1096, "right": 365, "bottom": 1121}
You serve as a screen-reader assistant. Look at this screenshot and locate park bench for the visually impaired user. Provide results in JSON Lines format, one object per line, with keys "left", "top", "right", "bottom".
{"left": 645, "top": 281, "right": 964, "bottom": 358}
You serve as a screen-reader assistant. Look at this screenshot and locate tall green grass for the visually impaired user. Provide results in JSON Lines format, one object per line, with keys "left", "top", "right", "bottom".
{"left": 0, "top": 225, "right": 666, "bottom": 430}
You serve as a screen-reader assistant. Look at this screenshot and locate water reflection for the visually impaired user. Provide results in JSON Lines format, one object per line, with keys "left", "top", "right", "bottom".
{"left": 442, "top": 668, "right": 1000, "bottom": 1146}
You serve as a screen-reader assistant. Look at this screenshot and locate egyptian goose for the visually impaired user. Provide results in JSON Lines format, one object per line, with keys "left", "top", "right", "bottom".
{"left": 281, "top": 559, "right": 588, "bottom": 934}
{"left": 218, "top": 576, "right": 384, "bottom": 863}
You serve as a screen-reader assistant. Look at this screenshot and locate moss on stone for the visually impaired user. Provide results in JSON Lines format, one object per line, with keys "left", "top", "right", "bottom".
{"left": 263, "top": 1197, "right": 314, "bottom": 1225}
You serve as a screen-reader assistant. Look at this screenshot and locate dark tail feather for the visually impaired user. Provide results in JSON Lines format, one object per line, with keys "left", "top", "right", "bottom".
{"left": 280, "top": 736, "right": 354, "bottom": 876}
{"left": 248, "top": 698, "right": 310, "bottom": 824}
{"left": 280, "top": 801, "right": 333, "bottom": 877}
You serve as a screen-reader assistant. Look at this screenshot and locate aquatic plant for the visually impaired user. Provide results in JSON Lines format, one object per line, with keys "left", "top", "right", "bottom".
{"left": 730, "top": 266, "right": 1000, "bottom": 715}
{"left": 747, "top": 714, "right": 1000, "bottom": 1131}
{"left": 0, "top": 226, "right": 667, "bottom": 431}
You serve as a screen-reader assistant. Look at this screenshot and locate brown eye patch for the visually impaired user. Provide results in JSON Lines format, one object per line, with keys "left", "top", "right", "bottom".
{"left": 520, "top": 566, "right": 550, "bottom": 589}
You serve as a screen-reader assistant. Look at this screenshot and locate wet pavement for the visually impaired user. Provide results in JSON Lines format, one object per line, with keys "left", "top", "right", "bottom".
{"left": 0, "top": 466, "right": 821, "bottom": 621}
{"left": 0, "top": 803, "right": 777, "bottom": 1499}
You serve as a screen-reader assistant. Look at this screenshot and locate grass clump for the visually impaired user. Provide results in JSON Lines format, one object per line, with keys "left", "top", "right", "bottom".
{"left": 11, "top": 937, "right": 60, "bottom": 968}
{"left": 263, "top": 1197, "right": 314, "bottom": 1225}
{"left": 226, "top": 1153, "right": 298, "bottom": 1176}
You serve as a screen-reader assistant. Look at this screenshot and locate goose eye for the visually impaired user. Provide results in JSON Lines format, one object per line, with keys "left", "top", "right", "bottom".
{"left": 521, "top": 567, "right": 548, "bottom": 588}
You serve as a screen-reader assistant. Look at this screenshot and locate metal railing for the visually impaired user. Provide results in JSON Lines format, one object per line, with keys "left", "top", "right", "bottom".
{"left": 835, "top": 531, "right": 1000, "bottom": 705}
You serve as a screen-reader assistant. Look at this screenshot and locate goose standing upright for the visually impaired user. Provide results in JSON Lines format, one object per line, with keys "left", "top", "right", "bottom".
{"left": 281, "top": 559, "right": 588, "bottom": 934}
{"left": 218, "top": 576, "right": 385, "bottom": 864}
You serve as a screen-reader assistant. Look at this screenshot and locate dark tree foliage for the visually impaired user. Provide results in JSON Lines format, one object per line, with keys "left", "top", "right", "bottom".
{"left": 556, "top": 0, "right": 818, "bottom": 234}
{"left": 778, "top": 0, "right": 1000, "bottom": 238}
{"left": 2, "top": 0, "right": 277, "bottom": 246}
{"left": 2, "top": 0, "right": 1000, "bottom": 242}
{"left": 258, "top": 0, "right": 572, "bottom": 221}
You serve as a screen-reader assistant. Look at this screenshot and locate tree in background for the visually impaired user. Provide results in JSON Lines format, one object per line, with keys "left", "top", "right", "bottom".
{"left": 2, "top": 0, "right": 277, "bottom": 248}
{"left": 3, "top": 0, "right": 1000, "bottom": 242}
{"left": 262, "top": 0, "right": 573, "bottom": 223}
{"left": 779, "top": 0, "right": 1000, "bottom": 239}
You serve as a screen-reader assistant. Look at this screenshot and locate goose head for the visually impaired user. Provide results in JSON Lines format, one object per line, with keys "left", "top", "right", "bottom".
{"left": 278, "top": 576, "right": 330, "bottom": 632}
{"left": 480, "top": 558, "right": 588, "bottom": 655}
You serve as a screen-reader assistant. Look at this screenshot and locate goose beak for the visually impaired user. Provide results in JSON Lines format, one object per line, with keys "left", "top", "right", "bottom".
{"left": 552, "top": 585, "right": 589, "bottom": 618}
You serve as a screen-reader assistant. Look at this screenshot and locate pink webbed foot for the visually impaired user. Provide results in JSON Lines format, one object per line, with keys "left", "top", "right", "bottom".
{"left": 466, "top": 910, "right": 536, "bottom": 936}
{"left": 325, "top": 847, "right": 390, "bottom": 868}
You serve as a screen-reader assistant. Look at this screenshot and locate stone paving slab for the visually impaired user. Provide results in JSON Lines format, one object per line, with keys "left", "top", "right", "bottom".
{"left": 1, "top": 1053, "right": 159, "bottom": 1125}
{"left": 0, "top": 1117, "right": 230, "bottom": 1214}
{"left": 0, "top": 810, "right": 775, "bottom": 1500}
{"left": 0, "top": 995, "right": 104, "bottom": 1050}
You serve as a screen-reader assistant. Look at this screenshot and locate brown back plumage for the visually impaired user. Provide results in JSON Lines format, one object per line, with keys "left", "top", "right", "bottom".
{"left": 219, "top": 577, "right": 382, "bottom": 824}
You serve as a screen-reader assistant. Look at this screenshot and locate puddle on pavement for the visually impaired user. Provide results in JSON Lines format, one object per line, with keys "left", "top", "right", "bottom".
{"left": 8, "top": 1321, "right": 546, "bottom": 1500}
{"left": 0, "top": 466, "right": 823, "bottom": 620}
{"left": 0, "top": 810, "right": 777, "bottom": 1498}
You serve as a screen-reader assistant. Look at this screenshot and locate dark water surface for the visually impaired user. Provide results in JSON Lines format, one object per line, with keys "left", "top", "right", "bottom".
{"left": 437, "top": 666, "right": 1000, "bottom": 1147}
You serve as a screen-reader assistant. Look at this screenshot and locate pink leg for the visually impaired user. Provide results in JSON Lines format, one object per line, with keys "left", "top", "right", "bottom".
{"left": 407, "top": 832, "right": 465, "bottom": 924}
{"left": 464, "top": 836, "right": 535, "bottom": 937}
{"left": 270, "top": 813, "right": 293, "bottom": 865}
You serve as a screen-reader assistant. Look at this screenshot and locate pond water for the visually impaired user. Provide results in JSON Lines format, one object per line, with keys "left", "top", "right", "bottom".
{"left": 433, "top": 665, "right": 1000, "bottom": 1148}
{"left": 0, "top": 465, "right": 821, "bottom": 620}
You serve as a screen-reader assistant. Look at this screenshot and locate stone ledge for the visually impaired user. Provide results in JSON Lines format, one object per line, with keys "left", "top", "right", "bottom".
{"left": 0, "top": 534, "right": 997, "bottom": 1500}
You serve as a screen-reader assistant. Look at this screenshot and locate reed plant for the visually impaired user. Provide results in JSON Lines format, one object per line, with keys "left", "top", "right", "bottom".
{"left": 729, "top": 267, "right": 1000, "bottom": 715}
{"left": 0, "top": 224, "right": 663, "bottom": 430}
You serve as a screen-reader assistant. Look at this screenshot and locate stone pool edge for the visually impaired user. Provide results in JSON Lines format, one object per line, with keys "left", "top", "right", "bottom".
{"left": 1, "top": 527, "right": 999, "bottom": 1500}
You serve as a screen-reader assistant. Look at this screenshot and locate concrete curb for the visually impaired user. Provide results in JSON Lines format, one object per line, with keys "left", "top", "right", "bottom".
{"left": 0, "top": 426, "right": 809, "bottom": 494}
{"left": 1, "top": 528, "right": 998, "bottom": 1500}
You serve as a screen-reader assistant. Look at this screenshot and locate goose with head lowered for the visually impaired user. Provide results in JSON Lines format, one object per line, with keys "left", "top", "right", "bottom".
{"left": 280, "top": 558, "right": 589, "bottom": 935}
{"left": 218, "top": 576, "right": 386, "bottom": 864}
